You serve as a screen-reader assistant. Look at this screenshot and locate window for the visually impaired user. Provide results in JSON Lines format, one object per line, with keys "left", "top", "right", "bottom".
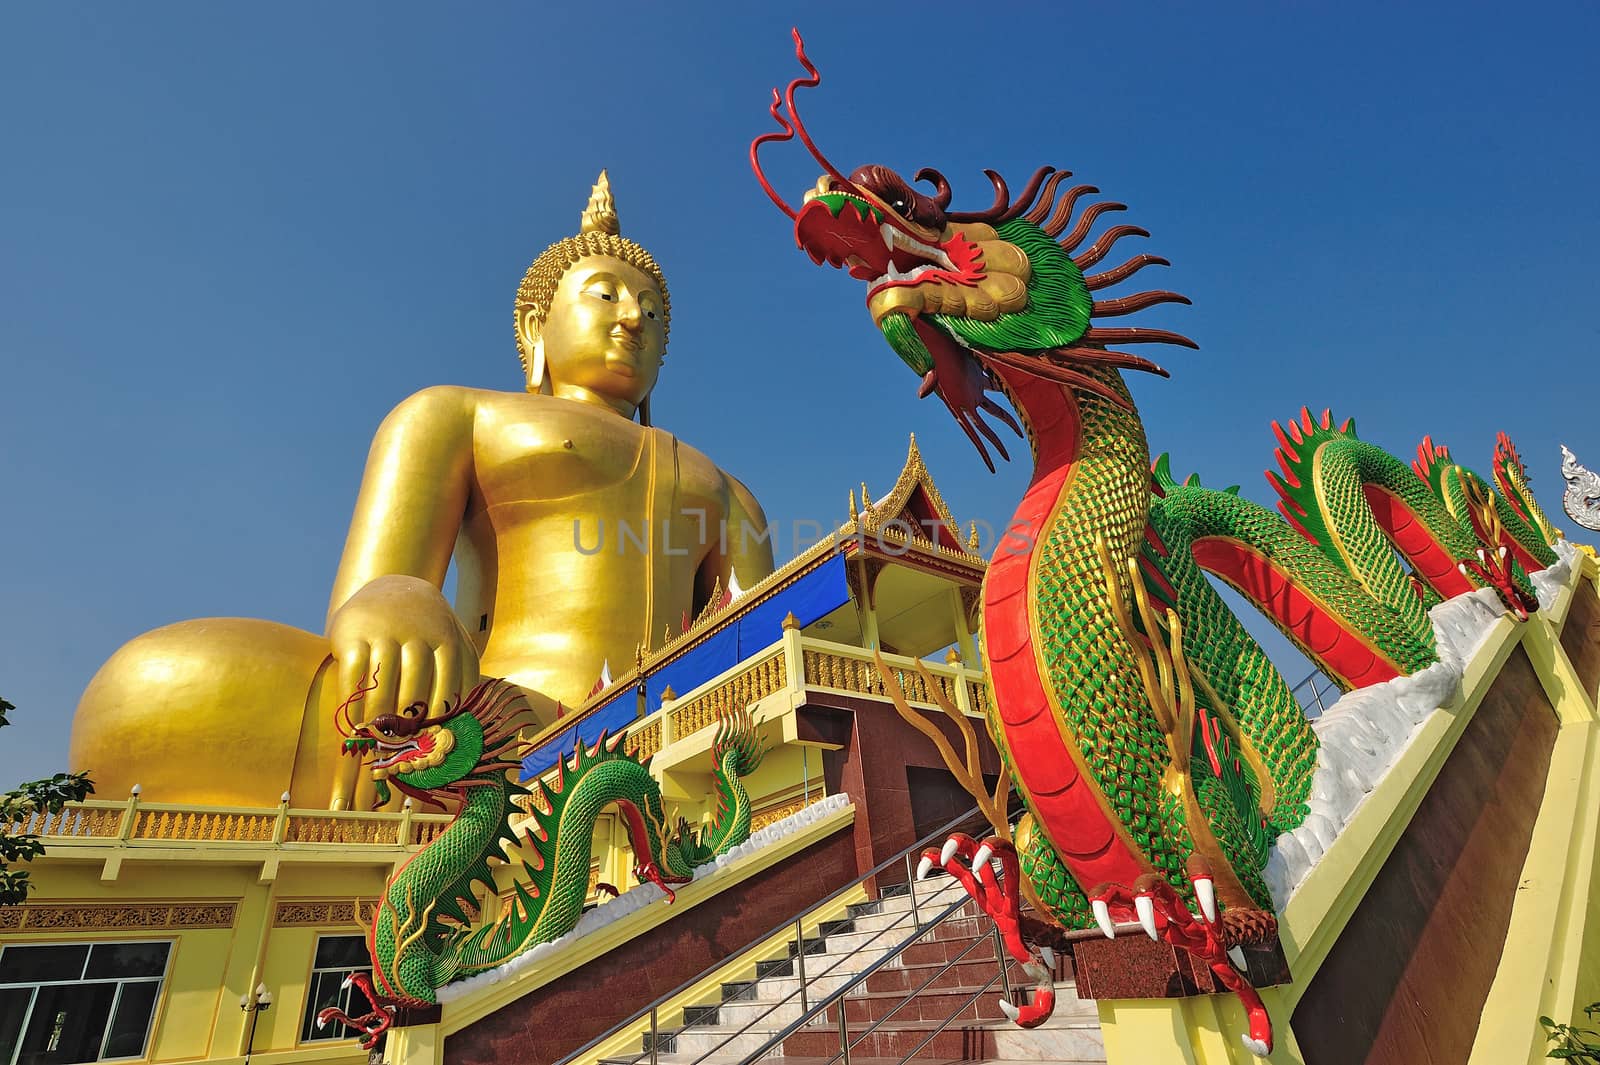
{"left": 300, "top": 936, "right": 370, "bottom": 1043}
{"left": 0, "top": 941, "right": 171, "bottom": 1065}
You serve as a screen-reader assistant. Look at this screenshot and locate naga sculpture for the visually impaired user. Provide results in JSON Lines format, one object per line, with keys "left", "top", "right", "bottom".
{"left": 316, "top": 679, "right": 764, "bottom": 1048}
{"left": 750, "top": 31, "right": 1562, "bottom": 1055}
{"left": 1561, "top": 445, "right": 1600, "bottom": 531}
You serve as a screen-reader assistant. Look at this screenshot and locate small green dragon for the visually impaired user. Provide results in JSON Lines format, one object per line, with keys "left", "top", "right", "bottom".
{"left": 317, "top": 678, "right": 763, "bottom": 1048}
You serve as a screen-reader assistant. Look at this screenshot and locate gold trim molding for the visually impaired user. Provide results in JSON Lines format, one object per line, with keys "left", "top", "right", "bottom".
{"left": 0, "top": 901, "right": 236, "bottom": 932}
{"left": 273, "top": 898, "right": 379, "bottom": 927}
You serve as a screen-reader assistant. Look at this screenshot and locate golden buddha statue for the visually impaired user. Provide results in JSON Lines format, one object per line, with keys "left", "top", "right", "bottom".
{"left": 71, "top": 173, "right": 774, "bottom": 810}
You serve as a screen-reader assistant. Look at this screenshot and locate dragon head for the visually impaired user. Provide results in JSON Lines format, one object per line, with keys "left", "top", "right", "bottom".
{"left": 751, "top": 31, "right": 1195, "bottom": 470}
{"left": 336, "top": 677, "right": 530, "bottom": 809}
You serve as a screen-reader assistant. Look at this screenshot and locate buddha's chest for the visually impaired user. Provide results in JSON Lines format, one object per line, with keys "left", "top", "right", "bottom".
{"left": 471, "top": 398, "right": 728, "bottom": 529}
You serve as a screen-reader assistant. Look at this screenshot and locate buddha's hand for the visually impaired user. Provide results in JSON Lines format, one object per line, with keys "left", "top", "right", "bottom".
{"left": 329, "top": 575, "right": 481, "bottom": 722}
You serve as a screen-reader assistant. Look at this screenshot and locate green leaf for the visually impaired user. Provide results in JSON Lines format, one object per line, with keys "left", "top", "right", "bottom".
{"left": 0, "top": 869, "right": 32, "bottom": 907}
{"left": 18, "top": 772, "right": 94, "bottom": 813}
{"left": 0, "top": 836, "right": 46, "bottom": 863}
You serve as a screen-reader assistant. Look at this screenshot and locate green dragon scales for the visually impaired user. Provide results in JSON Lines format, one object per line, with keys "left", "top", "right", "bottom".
{"left": 317, "top": 679, "right": 763, "bottom": 1048}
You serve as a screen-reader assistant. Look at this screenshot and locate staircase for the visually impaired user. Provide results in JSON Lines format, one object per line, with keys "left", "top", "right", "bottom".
{"left": 600, "top": 874, "right": 1104, "bottom": 1065}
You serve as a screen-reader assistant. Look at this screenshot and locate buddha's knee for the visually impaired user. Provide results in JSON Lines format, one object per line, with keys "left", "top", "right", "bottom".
{"left": 70, "top": 618, "right": 331, "bottom": 807}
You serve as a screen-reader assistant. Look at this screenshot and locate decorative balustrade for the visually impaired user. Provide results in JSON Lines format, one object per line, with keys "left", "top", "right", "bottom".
{"left": 667, "top": 649, "right": 788, "bottom": 739}
{"left": 1, "top": 797, "right": 451, "bottom": 848}
{"left": 799, "top": 640, "right": 980, "bottom": 717}
{"left": 626, "top": 720, "right": 663, "bottom": 761}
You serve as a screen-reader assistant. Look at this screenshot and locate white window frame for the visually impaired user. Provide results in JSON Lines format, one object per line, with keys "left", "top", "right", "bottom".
{"left": 0, "top": 939, "right": 173, "bottom": 1065}
{"left": 298, "top": 934, "right": 370, "bottom": 1044}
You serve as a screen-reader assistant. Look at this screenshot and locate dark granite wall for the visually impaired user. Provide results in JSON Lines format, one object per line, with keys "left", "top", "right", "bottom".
{"left": 1560, "top": 584, "right": 1600, "bottom": 699}
{"left": 1292, "top": 645, "right": 1559, "bottom": 1065}
{"left": 445, "top": 818, "right": 857, "bottom": 1065}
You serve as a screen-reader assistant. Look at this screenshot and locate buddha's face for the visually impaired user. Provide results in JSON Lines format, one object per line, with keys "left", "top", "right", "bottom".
{"left": 523, "top": 254, "right": 666, "bottom": 414}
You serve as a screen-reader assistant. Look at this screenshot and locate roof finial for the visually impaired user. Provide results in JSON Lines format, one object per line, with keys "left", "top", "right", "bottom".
{"left": 580, "top": 170, "right": 620, "bottom": 236}
{"left": 848, "top": 489, "right": 859, "bottom": 521}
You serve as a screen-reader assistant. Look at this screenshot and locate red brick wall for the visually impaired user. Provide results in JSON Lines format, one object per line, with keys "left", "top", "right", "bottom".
{"left": 444, "top": 817, "right": 857, "bottom": 1065}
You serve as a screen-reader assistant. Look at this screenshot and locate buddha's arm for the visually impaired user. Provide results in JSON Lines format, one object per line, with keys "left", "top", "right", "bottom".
{"left": 718, "top": 474, "right": 776, "bottom": 591}
{"left": 325, "top": 385, "right": 480, "bottom": 717}
{"left": 328, "top": 386, "right": 477, "bottom": 617}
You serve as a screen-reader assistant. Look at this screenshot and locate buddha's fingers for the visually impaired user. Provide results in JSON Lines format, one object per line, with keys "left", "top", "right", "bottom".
{"left": 368, "top": 638, "right": 402, "bottom": 718}
{"left": 432, "top": 641, "right": 467, "bottom": 717}
{"left": 339, "top": 645, "right": 374, "bottom": 724}
{"left": 398, "top": 641, "right": 434, "bottom": 716}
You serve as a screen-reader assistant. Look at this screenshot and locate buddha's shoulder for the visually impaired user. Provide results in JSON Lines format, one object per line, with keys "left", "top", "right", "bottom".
{"left": 387, "top": 385, "right": 547, "bottom": 421}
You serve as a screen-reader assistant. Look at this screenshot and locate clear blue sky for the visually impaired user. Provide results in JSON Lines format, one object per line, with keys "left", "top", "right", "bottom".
{"left": 2, "top": 3, "right": 1597, "bottom": 791}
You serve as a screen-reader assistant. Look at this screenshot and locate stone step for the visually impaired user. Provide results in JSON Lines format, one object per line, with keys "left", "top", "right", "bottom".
{"left": 780, "top": 1015, "right": 1106, "bottom": 1061}
{"left": 614, "top": 872, "right": 1100, "bottom": 1065}
{"left": 608, "top": 1049, "right": 1100, "bottom": 1055}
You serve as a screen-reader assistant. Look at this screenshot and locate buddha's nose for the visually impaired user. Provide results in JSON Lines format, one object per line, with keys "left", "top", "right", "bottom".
{"left": 616, "top": 298, "right": 642, "bottom": 330}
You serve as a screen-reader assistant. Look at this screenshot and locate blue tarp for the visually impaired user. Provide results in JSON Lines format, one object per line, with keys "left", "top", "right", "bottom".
{"left": 521, "top": 553, "right": 851, "bottom": 779}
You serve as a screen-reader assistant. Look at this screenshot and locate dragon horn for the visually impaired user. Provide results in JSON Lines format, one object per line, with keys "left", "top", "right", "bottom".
{"left": 782, "top": 30, "right": 848, "bottom": 186}
{"left": 749, "top": 29, "right": 850, "bottom": 222}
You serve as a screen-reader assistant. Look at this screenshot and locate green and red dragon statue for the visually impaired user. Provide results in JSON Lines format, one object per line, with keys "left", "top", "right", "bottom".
{"left": 317, "top": 678, "right": 764, "bottom": 1048}
{"left": 751, "top": 31, "right": 1562, "bottom": 1056}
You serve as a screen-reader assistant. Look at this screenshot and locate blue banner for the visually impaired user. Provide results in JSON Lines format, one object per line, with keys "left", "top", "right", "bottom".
{"left": 520, "top": 554, "right": 851, "bottom": 779}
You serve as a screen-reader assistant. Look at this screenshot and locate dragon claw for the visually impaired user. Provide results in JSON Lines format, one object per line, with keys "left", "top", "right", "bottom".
{"left": 317, "top": 972, "right": 399, "bottom": 1051}
{"left": 922, "top": 832, "right": 1057, "bottom": 1028}
{"left": 1194, "top": 876, "right": 1218, "bottom": 925}
{"left": 1135, "top": 893, "right": 1159, "bottom": 940}
{"left": 1091, "top": 898, "right": 1116, "bottom": 939}
{"left": 1090, "top": 877, "right": 1274, "bottom": 1053}
{"left": 916, "top": 854, "right": 935, "bottom": 881}
{"left": 940, "top": 837, "right": 962, "bottom": 866}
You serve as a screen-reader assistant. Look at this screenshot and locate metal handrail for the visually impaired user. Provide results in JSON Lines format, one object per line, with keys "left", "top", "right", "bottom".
{"left": 1290, "top": 665, "right": 1341, "bottom": 719}
{"left": 666, "top": 888, "right": 934, "bottom": 1063}
{"left": 826, "top": 920, "right": 995, "bottom": 1060}
{"left": 882, "top": 968, "right": 1007, "bottom": 1065}
{"left": 555, "top": 803, "right": 1001, "bottom": 1065}
{"left": 735, "top": 892, "right": 973, "bottom": 1063}
{"left": 730, "top": 866, "right": 1033, "bottom": 1065}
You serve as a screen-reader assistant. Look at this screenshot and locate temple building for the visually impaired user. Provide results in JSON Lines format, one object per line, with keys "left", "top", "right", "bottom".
{"left": 1, "top": 440, "right": 1013, "bottom": 1065}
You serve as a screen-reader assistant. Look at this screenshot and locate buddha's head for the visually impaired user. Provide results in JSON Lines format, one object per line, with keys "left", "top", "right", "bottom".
{"left": 515, "top": 172, "right": 671, "bottom": 419}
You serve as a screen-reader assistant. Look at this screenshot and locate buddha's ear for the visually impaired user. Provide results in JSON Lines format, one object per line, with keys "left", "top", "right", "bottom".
{"left": 518, "top": 308, "right": 548, "bottom": 394}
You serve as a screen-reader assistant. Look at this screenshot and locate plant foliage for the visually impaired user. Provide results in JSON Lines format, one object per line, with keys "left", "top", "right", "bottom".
{"left": 1544, "top": 1004, "right": 1600, "bottom": 1063}
{"left": 0, "top": 697, "right": 95, "bottom": 906}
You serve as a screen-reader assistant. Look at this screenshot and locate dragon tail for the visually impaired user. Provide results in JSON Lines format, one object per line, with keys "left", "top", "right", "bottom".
{"left": 674, "top": 708, "right": 767, "bottom": 868}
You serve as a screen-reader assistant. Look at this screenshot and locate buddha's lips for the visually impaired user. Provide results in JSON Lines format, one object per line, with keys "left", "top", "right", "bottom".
{"left": 794, "top": 195, "right": 981, "bottom": 298}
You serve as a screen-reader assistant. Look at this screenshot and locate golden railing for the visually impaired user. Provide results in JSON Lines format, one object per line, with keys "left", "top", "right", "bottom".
{"left": 2, "top": 796, "right": 452, "bottom": 848}
{"left": 626, "top": 720, "right": 663, "bottom": 761}
{"left": 584, "top": 636, "right": 988, "bottom": 775}
{"left": 667, "top": 648, "right": 787, "bottom": 739}
{"left": 798, "top": 640, "right": 980, "bottom": 717}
